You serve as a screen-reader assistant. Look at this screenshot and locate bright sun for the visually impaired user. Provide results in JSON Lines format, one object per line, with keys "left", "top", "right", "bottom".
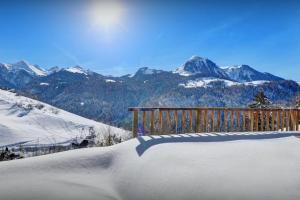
{"left": 90, "top": 1, "right": 124, "bottom": 31}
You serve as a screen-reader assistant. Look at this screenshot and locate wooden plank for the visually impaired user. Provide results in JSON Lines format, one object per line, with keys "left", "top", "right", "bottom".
{"left": 266, "top": 111, "right": 270, "bottom": 131}
{"left": 277, "top": 110, "right": 280, "bottom": 131}
{"left": 211, "top": 110, "right": 215, "bottom": 132}
{"left": 181, "top": 110, "right": 185, "bottom": 133}
{"left": 255, "top": 111, "right": 259, "bottom": 131}
{"left": 204, "top": 110, "right": 208, "bottom": 132}
{"left": 260, "top": 110, "right": 264, "bottom": 131}
{"left": 132, "top": 111, "right": 138, "bottom": 137}
{"left": 290, "top": 110, "right": 295, "bottom": 131}
{"left": 271, "top": 111, "right": 275, "bottom": 131}
{"left": 189, "top": 110, "right": 193, "bottom": 132}
{"left": 217, "top": 110, "right": 221, "bottom": 132}
{"left": 143, "top": 111, "right": 147, "bottom": 134}
{"left": 296, "top": 110, "right": 299, "bottom": 131}
{"left": 150, "top": 110, "right": 154, "bottom": 134}
{"left": 159, "top": 111, "right": 163, "bottom": 134}
{"left": 230, "top": 110, "right": 234, "bottom": 132}
{"left": 166, "top": 111, "right": 171, "bottom": 129}
{"left": 196, "top": 109, "right": 201, "bottom": 133}
{"left": 250, "top": 110, "right": 254, "bottom": 132}
{"left": 224, "top": 110, "right": 228, "bottom": 132}
{"left": 282, "top": 110, "right": 285, "bottom": 131}
{"left": 237, "top": 110, "right": 240, "bottom": 131}
{"left": 242, "top": 111, "right": 246, "bottom": 131}
{"left": 174, "top": 110, "right": 178, "bottom": 133}
{"left": 286, "top": 110, "right": 290, "bottom": 131}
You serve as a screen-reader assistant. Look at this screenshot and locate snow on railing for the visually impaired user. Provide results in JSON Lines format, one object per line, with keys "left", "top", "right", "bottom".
{"left": 128, "top": 107, "right": 300, "bottom": 137}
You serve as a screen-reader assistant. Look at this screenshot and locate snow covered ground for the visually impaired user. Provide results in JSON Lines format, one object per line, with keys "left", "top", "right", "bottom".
{"left": 0, "top": 89, "right": 130, "bottom": 147}
{"left": 0, "top": 132, "right": 299, "bottom": 200}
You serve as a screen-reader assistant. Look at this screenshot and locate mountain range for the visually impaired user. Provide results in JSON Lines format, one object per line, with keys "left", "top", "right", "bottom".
{"left": 0, "top": 56, "right": 299, "bottom": 129}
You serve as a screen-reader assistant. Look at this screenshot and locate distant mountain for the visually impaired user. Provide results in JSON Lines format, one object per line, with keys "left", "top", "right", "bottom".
{"left": 0, "top": 56, "right": 298, "bottom": 129}
{"left": 222, "top": 65, "right": 284, "bottom": 82}
{"left": 0, "top": 60, "right": 46, "bottom": 88}
{"left": 174, "top": 56, "right": 228, "bottom": 78}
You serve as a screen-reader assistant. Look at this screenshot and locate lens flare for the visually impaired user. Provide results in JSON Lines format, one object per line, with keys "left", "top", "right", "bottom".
{"left": 90, "top": 0, "right": 124, "bottom": 31}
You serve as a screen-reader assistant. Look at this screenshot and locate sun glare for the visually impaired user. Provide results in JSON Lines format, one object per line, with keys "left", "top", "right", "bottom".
{"left": 90, "top": 1, "right": 124, "bottom": 31}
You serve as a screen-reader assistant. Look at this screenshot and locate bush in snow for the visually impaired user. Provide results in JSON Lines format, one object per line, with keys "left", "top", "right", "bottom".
{"left": 35, "top": 103, "right": 45, "bottom": 110}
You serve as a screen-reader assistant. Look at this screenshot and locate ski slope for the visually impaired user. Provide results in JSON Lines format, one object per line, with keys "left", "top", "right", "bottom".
{"left": 0, "top": 132, "right": 299, "bottom": 200}
{"left": 0, "top": 89, "right": 130, "bottom": 147}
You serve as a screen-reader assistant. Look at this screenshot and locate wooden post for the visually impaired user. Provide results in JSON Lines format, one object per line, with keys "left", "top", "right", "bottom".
{"left": 142, "top": 111, "right": 147, "bottom": 134}
{"left": 250, "top": 110, "right": 254, "bottom": 132}
{"left": 166, "top": 111, "right": 171, "bottom": 130}
{"left": 230, "top": 110, "right": 234, "bottom": 132}
{"left": 255, "top": 110, "right": 259, "bottom": 131}
{"left": 237, "top": 110, "right": 240, "bottom": 131}
{"left": 224, "top": 110, "right": 228, "bottom": 132}
{"left": 260, "top": 110, "right": 264, "bottom": 131}
{"left": 174, "top": 110, "right": 178, "bottom": 133}
{"left": 266, "top": 111, "right": 270, "bottom": 131}
{"left": 281, "top": 110, "right": 285, "bottom": 131}
{"left": 271, "top": 111, "right": 275, "bottom": 131}
{"left": 296, "top": 110, "right": 299, "bottom": 131}
{"left": 189, "top": 110, "right": 193, "bottom": 132}
{"left": 217, "top": 110, "right": 221, "bottom": 132}
{"left": 243, "top": 111, "right": 246, "bottom": 131}
{"left": 277, "top": 110, "right": 280, "bottom": 131}
{"left": 159, "top": 110, "right": 163, "bottom": 134}
{"left": 196, "top": 109, "right": 201, "bottom": 133}
{"left": 211, "top": 110, "right": 215, "bottom": 132}
{"left": 181, "top": 110, "right": 185, "bottom": 133}
{"left": 150, "top": 110, "right": 154, "bottom": 134}
{"left": 204, "top": 109, "right": 208, "bottom": 132}
{"left": 286, "top": 110, "right": 290, "bottom": 131}
{"left": 290, "top": 110, "right": 295, "bottom": 131}
{"left": 132, "top": 110, "right": 138, "bottom": 137}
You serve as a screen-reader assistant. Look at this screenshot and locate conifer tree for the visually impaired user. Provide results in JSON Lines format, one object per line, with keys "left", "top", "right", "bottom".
{"left": 249, "top": 91, "right": 271, "bottom": 109}
{"left": 249, "top": 91, "right": 272, "bottom": 131}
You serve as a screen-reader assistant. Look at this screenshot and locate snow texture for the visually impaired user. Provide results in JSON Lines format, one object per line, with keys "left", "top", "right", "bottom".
{"left": 1, "top": 60, "right": 47, "bottom": 76}
{"left": 64, "top": 66, "right": 87, "bottom": 75}
{"left": 0, "top": 132, "right": 299, "bottom": 200}
{"left": 179, "top": 78, "right": 269, "bottom": 88}
{"left": 0, "top": 89, "right": 129, "bottom": 147}
{"left": 105, "top": 79, "right": 116, "bottom": 83}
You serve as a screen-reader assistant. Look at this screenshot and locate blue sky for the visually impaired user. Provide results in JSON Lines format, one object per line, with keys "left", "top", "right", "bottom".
{"left": 0, "top": 0, "right": 299, "bottom": 80}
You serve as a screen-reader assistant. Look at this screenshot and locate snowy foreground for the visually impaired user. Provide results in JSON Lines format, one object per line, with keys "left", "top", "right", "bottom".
{"left": 0, "top": 89, "right": 129, "bottom": 147}
{"left": 0, "top": 132, "right": 300, "bottom": 200}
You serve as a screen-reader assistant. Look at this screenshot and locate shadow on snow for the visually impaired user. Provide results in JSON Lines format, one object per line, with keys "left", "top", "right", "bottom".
{"left": 136, "top": 132, "right": 300, "bottom": 156}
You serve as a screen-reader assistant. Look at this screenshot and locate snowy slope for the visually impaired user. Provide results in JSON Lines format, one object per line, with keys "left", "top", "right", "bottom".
{"left": 0, "top": 89, "right": 129, "bottom": 146}
{"left": 178, "top": 78, "right": 270, "bottom": 88}
{"left": 221, "top": 65, "right": 283, "bottom": 82}
{"left": 1, "top": 60, "right": 47, "bottom": 76}
{"left": 0, "top": 132, "right": 299, "bottom": 200}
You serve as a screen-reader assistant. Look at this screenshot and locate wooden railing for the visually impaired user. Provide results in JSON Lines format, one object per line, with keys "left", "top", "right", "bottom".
{"left": 128, "top": 107, "right": 300, "bottom": 137}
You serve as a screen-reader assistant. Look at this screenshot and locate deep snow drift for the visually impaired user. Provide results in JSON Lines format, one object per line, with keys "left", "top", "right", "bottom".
{"left": 0, "top": 89, "right": 129, "bottom": 147}
{"left": 0, "top": 132, "right": 299, "bottom": 200}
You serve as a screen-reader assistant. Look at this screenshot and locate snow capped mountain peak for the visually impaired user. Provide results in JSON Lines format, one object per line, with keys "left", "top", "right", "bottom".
{"left": 10, "top": 60, "right": 47, "bottom": 76}
{"left": 174, "top": 56, "right": 227, "bottom": 78}
{"left": 222, "top": 64, "right": 283, "bottom": 82}
{"left": 63, "top": 66, "right": 88, "bottom": 75}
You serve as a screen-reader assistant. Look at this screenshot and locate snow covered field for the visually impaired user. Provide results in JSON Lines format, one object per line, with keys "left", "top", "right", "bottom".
{"left": 0, "top": 89, "right": 130, "bottom": 147}
{"left": 0, "top": 132, "right": 299, "bottom": 200}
